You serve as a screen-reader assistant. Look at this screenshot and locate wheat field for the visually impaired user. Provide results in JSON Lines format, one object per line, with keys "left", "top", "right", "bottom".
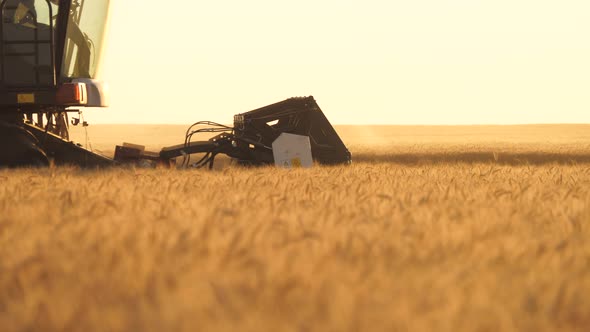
{"left": 1, "top": 125, "right": 590, "bottom": 332}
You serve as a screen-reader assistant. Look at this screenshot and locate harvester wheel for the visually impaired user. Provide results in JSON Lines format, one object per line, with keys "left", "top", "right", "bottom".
{"left": 0, "top": 122, "right": 50, "bottom": 167}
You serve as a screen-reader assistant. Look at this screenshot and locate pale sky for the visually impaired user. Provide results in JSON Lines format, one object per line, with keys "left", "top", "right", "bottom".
{"left": 92, "top": 0, "right": 590, "bottom": 125}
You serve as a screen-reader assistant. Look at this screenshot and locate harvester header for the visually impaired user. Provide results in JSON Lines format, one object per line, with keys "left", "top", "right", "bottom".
{"left": 115, "top": 96, "right": 351, "bottom": 168}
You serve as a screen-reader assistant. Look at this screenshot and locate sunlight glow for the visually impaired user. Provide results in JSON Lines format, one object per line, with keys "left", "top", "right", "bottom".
{"left": 94, "top": 0, "right": 590, "bottom": 125}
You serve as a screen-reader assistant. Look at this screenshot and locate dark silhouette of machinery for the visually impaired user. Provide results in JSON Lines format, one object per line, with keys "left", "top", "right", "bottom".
{"left": 0, "top": 1, "right": 350, "bottom": 168}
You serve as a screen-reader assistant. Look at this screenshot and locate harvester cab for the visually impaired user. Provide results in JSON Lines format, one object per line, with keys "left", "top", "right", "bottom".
{"left": 0, "top": 1, "right": 351, "bottom": 168}
{"left": 0, "top": 0, "right": 111, "bottom": 166}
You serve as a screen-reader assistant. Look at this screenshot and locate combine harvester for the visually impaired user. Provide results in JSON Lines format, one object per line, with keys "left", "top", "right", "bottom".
{"left": 0, "top": 0, "right": 350, "bottom": 168}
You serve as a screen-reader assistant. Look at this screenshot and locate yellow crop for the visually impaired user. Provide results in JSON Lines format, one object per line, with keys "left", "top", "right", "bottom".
{"left": 0, "top": 125, "right": 589, "bottom": 332}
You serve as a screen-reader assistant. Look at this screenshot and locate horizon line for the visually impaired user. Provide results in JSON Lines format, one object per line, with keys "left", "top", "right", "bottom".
{"left": 82, "top": 122, "right": 590, "bottom": 126}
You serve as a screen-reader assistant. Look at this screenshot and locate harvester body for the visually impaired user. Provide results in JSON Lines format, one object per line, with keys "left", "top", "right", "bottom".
{"left": 0, "top": 0, "right": 111, "bottom": 166}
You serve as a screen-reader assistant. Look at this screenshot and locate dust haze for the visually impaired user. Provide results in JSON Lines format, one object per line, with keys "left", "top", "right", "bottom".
{"left": 70, "top": 124, "right": 590, "bottom": 163}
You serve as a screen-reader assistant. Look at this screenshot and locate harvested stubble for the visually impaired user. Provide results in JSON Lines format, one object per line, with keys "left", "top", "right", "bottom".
{"left": 0, "top": 160, "right": 589, "bottom": 332}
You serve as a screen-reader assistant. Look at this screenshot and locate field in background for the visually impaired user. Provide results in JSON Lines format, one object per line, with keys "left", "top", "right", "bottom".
{"left": 70, "top": 124, "right": 590, "bottom": 163}
{"left": 1, "top": 125, "right": 590, "bottom": 331}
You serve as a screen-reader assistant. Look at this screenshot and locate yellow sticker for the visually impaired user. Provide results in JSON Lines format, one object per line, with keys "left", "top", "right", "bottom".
{"left": 291, "top": 158, "right": 302, "bottom": 167}
{"left": 17, "top": 93, "right": 35, "bottom": 104}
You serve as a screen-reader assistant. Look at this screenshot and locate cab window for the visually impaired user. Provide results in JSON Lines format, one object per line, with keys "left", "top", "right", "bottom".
{"left": 62, "top": 0, "right": 109, "bottom": 79}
